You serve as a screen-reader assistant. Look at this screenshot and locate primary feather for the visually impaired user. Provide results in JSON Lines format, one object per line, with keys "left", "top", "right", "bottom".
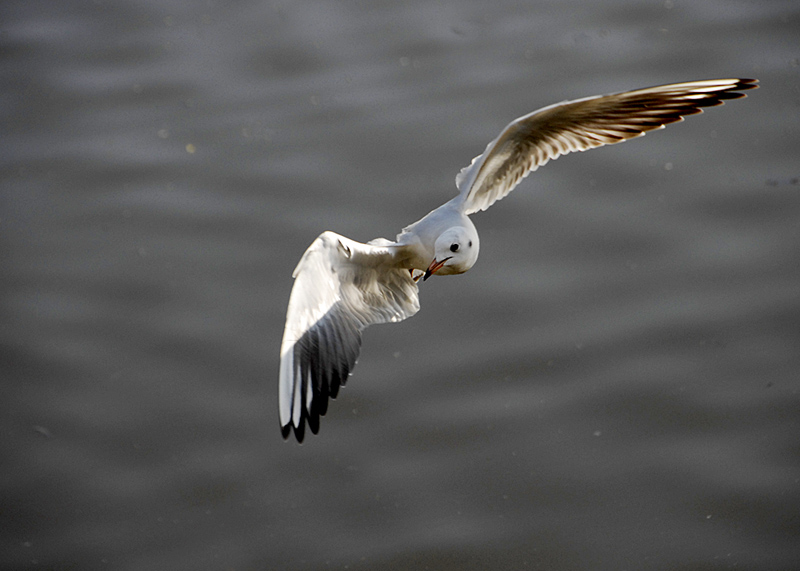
{"left": 455, "top": 78, "right": 758, "bottom": 214}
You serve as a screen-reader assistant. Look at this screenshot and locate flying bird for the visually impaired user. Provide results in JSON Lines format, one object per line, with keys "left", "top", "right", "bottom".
{"left": 278, "top": 78, "right": 757, "bottom": 442}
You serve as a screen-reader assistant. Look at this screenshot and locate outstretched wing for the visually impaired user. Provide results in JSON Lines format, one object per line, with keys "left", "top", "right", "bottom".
{"left": 278, "top": 231, "right": 420, "bottom": 442}
{"left": 456, "top": 78, "right": 758, "bottom": 215}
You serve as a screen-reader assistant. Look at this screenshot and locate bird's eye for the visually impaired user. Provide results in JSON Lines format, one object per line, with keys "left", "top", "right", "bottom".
{"left": 468, "top": 240, "right": 472, "bottom": 247}
{"left": 450, "top": 243, "right": 459, "bottom": 252}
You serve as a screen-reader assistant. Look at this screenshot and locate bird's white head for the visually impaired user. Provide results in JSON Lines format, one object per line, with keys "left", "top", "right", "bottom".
{"left": 424, "top": 225, "right": 480, "bottom": 280}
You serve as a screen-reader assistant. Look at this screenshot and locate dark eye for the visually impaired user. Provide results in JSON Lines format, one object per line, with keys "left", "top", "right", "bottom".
{"left": 450, "top": 243, "right": 459, "bottom": 253}
{"left": 468, "top": 240, "right": 472, "bottom": 247}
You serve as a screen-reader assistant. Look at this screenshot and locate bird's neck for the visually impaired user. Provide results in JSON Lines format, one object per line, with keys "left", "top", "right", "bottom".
{"left": 394, "top": 199, "right": 471, "bottom": 272}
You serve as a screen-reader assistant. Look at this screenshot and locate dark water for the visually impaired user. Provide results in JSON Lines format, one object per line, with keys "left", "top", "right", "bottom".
{"left": 2, "top": 1, "right": 799, "bottom": 569}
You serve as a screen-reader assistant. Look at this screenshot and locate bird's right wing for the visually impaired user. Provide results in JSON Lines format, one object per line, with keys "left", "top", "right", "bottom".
{"left": 278, "top": 231, "right": 420, "bottom": 442}
{"left": 455, "top": 78, "right": 758, "bottom": 215}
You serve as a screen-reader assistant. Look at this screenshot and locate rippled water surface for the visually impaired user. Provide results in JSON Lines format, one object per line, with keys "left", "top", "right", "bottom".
{"left": 2, "top": 1, "right": 799, "bottom": 569}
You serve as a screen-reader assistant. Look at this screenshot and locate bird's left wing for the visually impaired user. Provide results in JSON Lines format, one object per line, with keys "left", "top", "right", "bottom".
{"left": 278, "top": 231, "right": 419, "bottom": 442}
{"left": 455, "top": 78, "right": 758, "bottom": 215}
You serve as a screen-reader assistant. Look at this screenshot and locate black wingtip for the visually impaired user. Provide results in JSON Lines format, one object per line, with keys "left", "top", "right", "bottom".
{"left": 280, "top": 420, "right": 306, "bottom": 443}
{"left": 293, "top": 421, "right": 305, "bottom": 443}
{"left": 725, "top": 78, "right": 759, "bottom": 98}
{"left": 726, "top": 78, "right": 759, "bottom": 98}
{"left": 307, "top": 411, "right": 320, "bottom": 435}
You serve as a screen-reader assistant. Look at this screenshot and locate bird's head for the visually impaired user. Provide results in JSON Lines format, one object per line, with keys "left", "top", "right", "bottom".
{"left": 424, "top": 226, "right": 480, "bottom": 280}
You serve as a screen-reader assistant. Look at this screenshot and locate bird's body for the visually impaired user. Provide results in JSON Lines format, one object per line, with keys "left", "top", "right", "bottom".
{"left": 278, "top": 78, "right": 757, "bottom": 442}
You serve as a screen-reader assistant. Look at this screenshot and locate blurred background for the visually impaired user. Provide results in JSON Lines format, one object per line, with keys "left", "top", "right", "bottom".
{"left": 2, "top": 1, "right": 799, "bottom": 569}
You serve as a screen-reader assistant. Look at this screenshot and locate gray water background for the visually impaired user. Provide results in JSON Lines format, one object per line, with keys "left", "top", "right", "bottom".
{"left": 2, "top": 1, "right": 799, "bottom": 569}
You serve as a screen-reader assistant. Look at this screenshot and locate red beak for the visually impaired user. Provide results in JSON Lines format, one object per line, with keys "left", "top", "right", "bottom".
{"left": 423, "top": 257, "right": 451, "bottom": 281}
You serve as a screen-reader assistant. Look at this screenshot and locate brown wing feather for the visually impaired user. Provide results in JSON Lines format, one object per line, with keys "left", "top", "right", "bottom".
{"left": 459, "top": 79, "right": 758, "bottom": 214}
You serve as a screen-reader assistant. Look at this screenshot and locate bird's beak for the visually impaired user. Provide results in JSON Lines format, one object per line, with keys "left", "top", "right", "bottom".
{"left": 423, "top": 257, "right": 451, "bottom": 281}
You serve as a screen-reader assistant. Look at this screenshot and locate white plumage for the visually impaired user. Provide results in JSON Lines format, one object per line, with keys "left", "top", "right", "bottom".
{"left": 278, "top": 78, "right": 757, "bottom": 441}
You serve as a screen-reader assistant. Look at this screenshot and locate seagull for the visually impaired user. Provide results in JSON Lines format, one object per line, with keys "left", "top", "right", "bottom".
{"left": 278, "top": 78, "right": 757, "bottom": 442}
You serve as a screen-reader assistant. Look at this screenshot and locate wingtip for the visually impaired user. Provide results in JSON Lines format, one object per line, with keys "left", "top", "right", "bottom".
{"left": 307, "top": 411, "right": 320, "bottom": 435}
{"left": 724, "top": 78, "right": 759, "bottom": 95}
{"left": 734, "top": 77, "right": 759, "bottom": 91}
{"left": 742, "top": 78, "right": 759, "bottom": 92}
{"left": 293, "top": 421, "right": 306, "bottom": 443}
{"left": 280, "top": 420, "right": 306, "bottom": 443}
